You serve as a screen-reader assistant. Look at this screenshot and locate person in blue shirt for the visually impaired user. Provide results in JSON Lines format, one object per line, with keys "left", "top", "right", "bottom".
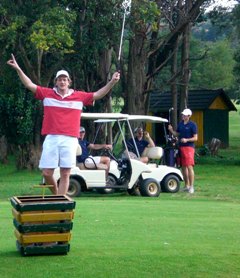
{"left": 77, "top": 127, "right": 112, "bottom": 174}
{"left": 126, "top": 127, "right": 155, "bottom": 163}
{"left": 168, "top": 108, "right": 198, "bottom": 193}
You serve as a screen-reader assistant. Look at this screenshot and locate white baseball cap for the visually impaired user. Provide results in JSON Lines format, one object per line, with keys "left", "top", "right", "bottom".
{"left": 80, "top": 126, "right": 85, "bottom": 132}
{"left": 134, "top": 127, "right": 143, "bottom": 133}
{"left": 182, "top": 108, "right": 192, "bottom": 116}
{"left": 55, "top": 70, "right": 70, "bottom": 79}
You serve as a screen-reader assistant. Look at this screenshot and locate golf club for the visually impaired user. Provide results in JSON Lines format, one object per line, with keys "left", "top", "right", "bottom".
{"left": 117, "top": 0, "right": 132, "bottom": 71}
{"left": 168, "top": 107, "right": 175, "bottom": 145}
{"left": 168, "top": 107, "right": 174, "bottom": 123}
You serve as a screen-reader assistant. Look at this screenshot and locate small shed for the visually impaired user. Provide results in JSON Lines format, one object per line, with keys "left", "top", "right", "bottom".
{"left": 149, "top": 89, "right": 237, "bottom": 147}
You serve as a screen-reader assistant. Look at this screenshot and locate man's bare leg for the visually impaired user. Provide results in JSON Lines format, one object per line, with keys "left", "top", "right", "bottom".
{"left": 58, "top": 168, "right": 71, "bottom": 195}
{"left": 181, "top": 166, "right": 190, "bottom": 188}
{"left": 100, "top": 156, "right": 111, "bottom": 175}
{"left": 140, "top": 156, "right": 149, "bottom": 163}
{"left": 42, "top": 168, "right": 58, "bottom": 194}
{"left": 188, "top": 165, "right": 195, "bottom": 186}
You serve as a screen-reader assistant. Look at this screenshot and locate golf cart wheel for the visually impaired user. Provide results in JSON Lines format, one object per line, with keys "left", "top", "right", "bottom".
{"left": 67, "top": 178, "right": 82, "bottom": 197}
{"left": 96, "top": 174, "right": 117, "bottom": 194}
{"left": 161, "top": 174, "right": 180, "bottom": 193}
{"left": 139, "top": 178, "right": 161, "bottom": 197}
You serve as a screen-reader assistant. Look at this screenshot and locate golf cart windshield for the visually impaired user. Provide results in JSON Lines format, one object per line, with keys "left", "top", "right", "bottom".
{"left": 81, "top": 113, "right": 168, "bottom": 160}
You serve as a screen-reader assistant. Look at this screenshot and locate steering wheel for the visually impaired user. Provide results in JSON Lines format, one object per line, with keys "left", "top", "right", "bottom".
{"left": 99, "top": 148, "right": 118, "bottom": 162}
{"left": 126, "top": 141, "right": 136, "bottom": 152}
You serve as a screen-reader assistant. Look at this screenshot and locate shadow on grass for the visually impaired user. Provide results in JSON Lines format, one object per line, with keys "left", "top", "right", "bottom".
{"left": 79, "top": 191, "right": 132, "bottom": 198}
{"left": 196, "top": 154, "right": 240, "bottom": 166}
{"left": 0, "top": 250, "right": 20, "bottom": 258}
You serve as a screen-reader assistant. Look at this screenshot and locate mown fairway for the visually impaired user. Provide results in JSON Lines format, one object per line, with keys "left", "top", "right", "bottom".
{"left": 0, "top": 108, "right": 239, "bottom": 278}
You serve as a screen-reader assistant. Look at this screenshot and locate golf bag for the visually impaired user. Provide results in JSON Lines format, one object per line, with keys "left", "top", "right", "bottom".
{"left": 163, "top": 146, "right": 180, "bottom": 167}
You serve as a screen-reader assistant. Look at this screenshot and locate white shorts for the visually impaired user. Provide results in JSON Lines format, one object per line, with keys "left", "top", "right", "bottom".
{"left": 39, "top": 135, "right": 78, "bottom": 169}
{"left": 84, "top": 156, "right": 101, "bottom": 167}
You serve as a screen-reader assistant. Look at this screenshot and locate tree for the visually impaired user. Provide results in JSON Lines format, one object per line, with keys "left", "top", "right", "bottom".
{"left": 0, "top": 0, "right": 214, "bottom": 168}
{"left": 120, "top": 0, "right": 206, "bottom": 120}
{"left": 0, "top": 1, "right": 77, "bottom": 168}
{"left": 190, "top": 39, "right": 235, "bottom": 90}
{"left": 201, "top": 1, "right": 240, "bottom": 100}
{"left": 0, "top": 0, "right": 123, "bottom": 167}
{"left": 188, "top": 2, "right": 239, "bottom": 94}
{"left": 232, "top": 2, "right": 240, "bottom": 101}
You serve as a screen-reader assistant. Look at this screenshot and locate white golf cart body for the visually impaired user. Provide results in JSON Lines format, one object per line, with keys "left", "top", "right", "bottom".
{"left": 53, "top": 113, "right": 183, "bottom": 197}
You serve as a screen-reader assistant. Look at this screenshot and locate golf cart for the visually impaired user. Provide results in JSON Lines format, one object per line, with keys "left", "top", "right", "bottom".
{"left": 53, "top": 113, "right": 183, "bottom": 197}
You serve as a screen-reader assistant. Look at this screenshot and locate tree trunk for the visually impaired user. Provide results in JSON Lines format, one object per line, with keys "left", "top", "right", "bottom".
{"left": 98, "top": 48, "right": 114, "bottom": 143}
{"left": 142, "top": 0, "right": 204, "bottom": 121}
{"left": 0, "top": 136, "right": 8, "bottom": 164}
{"left": 16, "top": 144, "right": 41, "bottom": 170}
{"left": 171, "top": 37, "right": 180, "bottom": 128}
{"left": 180, "top": 0, "right": 192, "bottom": 113}
{"left": 127, "top": 33, "right": 148, "bottom": 117}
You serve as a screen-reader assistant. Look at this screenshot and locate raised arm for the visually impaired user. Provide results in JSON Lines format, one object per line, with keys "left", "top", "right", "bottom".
{"left": 88, "top": 143, "right": 112, "bottom": 151}
{"left": 93, "top": 72, "right": 120, "bottom": 100}
{"left": 168, "top": 124, "right": 179, "bottom": 138}
{"left": 7, "top": 54, "right": 37, "bottom": 94}
{"left": 144, "top": 132, "right": 155, "bottom": 148}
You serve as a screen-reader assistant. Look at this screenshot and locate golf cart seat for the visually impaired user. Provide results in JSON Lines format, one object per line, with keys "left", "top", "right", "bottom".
{"left": 76, "top": 144, "right": 108, "bottom": 171}
{"left": 76, "top": 144, "right": 82, "bottom": 156}
{"left": 142, "top": 146, "right": 163, "bottom": 160}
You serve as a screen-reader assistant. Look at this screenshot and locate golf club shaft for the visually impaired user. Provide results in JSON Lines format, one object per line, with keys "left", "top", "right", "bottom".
{"left": 117, "top": 11, "right": 126, "bottom": 71}
{"left": 169, "top": 107, "right": 174, "bottom": 124}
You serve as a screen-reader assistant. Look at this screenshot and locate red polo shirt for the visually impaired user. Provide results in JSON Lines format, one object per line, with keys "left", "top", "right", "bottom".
{"left": 35, "top": 86, "right": 94, "bottom": 137}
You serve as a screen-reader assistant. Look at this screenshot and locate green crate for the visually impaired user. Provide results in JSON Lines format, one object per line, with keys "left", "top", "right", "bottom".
{"left": 13, "top": 219, "right": 73, "bottom": 233}
{"left": 10, "top": 195, "right": 76, "bottom": 256}
{"left": 16, "top": 241, "right": 70, "bottom": 256}
{"left": 10, "top": 195, "right": 76, "bottom": 212}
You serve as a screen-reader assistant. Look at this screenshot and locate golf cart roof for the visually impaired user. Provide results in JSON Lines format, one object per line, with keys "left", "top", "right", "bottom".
{"left": 82, "top": 113, "right": 168, "bottom": 123}
{"left": 127, "top": 115, "right": 168, "bottom": 123}
{"left": 82, "top": 113, "right": 128, "bottom": 120}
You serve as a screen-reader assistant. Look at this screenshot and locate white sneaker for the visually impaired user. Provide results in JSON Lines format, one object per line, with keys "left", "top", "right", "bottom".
{"left": 181, "top": 186, "right": 190, "bottom": 192}
{"left": 189, "top": 186, "right": 194, "bottom": 194}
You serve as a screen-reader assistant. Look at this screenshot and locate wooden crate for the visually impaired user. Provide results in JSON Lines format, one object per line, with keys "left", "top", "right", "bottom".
{"left": 10, "top": 195, "right": 76, "bottom": 256}
{"left": 10, "top": 195, "right": 75, "bottom": 212}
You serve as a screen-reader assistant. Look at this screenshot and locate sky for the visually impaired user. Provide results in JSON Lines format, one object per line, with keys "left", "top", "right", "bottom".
{"left": 207, "top": 0, "right": 238, "bottom": 11}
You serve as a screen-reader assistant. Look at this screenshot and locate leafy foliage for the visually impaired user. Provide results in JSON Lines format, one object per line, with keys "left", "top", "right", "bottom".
{"left": 30, "top": 8, "right": 76, "bottom": 52}
{"left": 0, "top": 0, "right": 238, "bottom": 168}
{"left": 0, "top": 73, "right": 38, "bottom": 145}
{"left": 190, "top": 39, "right": 235, "bottom": 90}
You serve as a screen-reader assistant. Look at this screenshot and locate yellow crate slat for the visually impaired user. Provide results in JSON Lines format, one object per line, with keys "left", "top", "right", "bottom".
{"left": 12, "top": 194, "right": 72, "bottom": 204}
{"left": 12, "top": 208, "right": 74, "bottom": 223}
{"left": 14, "top": 229, "right": 72, "bottom": 244}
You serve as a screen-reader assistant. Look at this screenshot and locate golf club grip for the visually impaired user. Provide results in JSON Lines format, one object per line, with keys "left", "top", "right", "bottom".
{"left": 117, "top": 62, "right": 121, "bottom": 73}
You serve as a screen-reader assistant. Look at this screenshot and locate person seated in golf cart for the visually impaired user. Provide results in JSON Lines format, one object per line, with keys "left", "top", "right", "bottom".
{"left": 126, "top": 127, "right": 155, "bottom": 163}
{"left": 76, "top": 127, "right": 112, "bottom": 174}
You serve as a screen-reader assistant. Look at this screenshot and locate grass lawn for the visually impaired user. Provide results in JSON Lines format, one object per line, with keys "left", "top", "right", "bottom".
{"left": 0, "top": 108, "right": 240, "bottom": 277}
{"left": 1, "top": 197, "right": 240, "bottom": 278}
